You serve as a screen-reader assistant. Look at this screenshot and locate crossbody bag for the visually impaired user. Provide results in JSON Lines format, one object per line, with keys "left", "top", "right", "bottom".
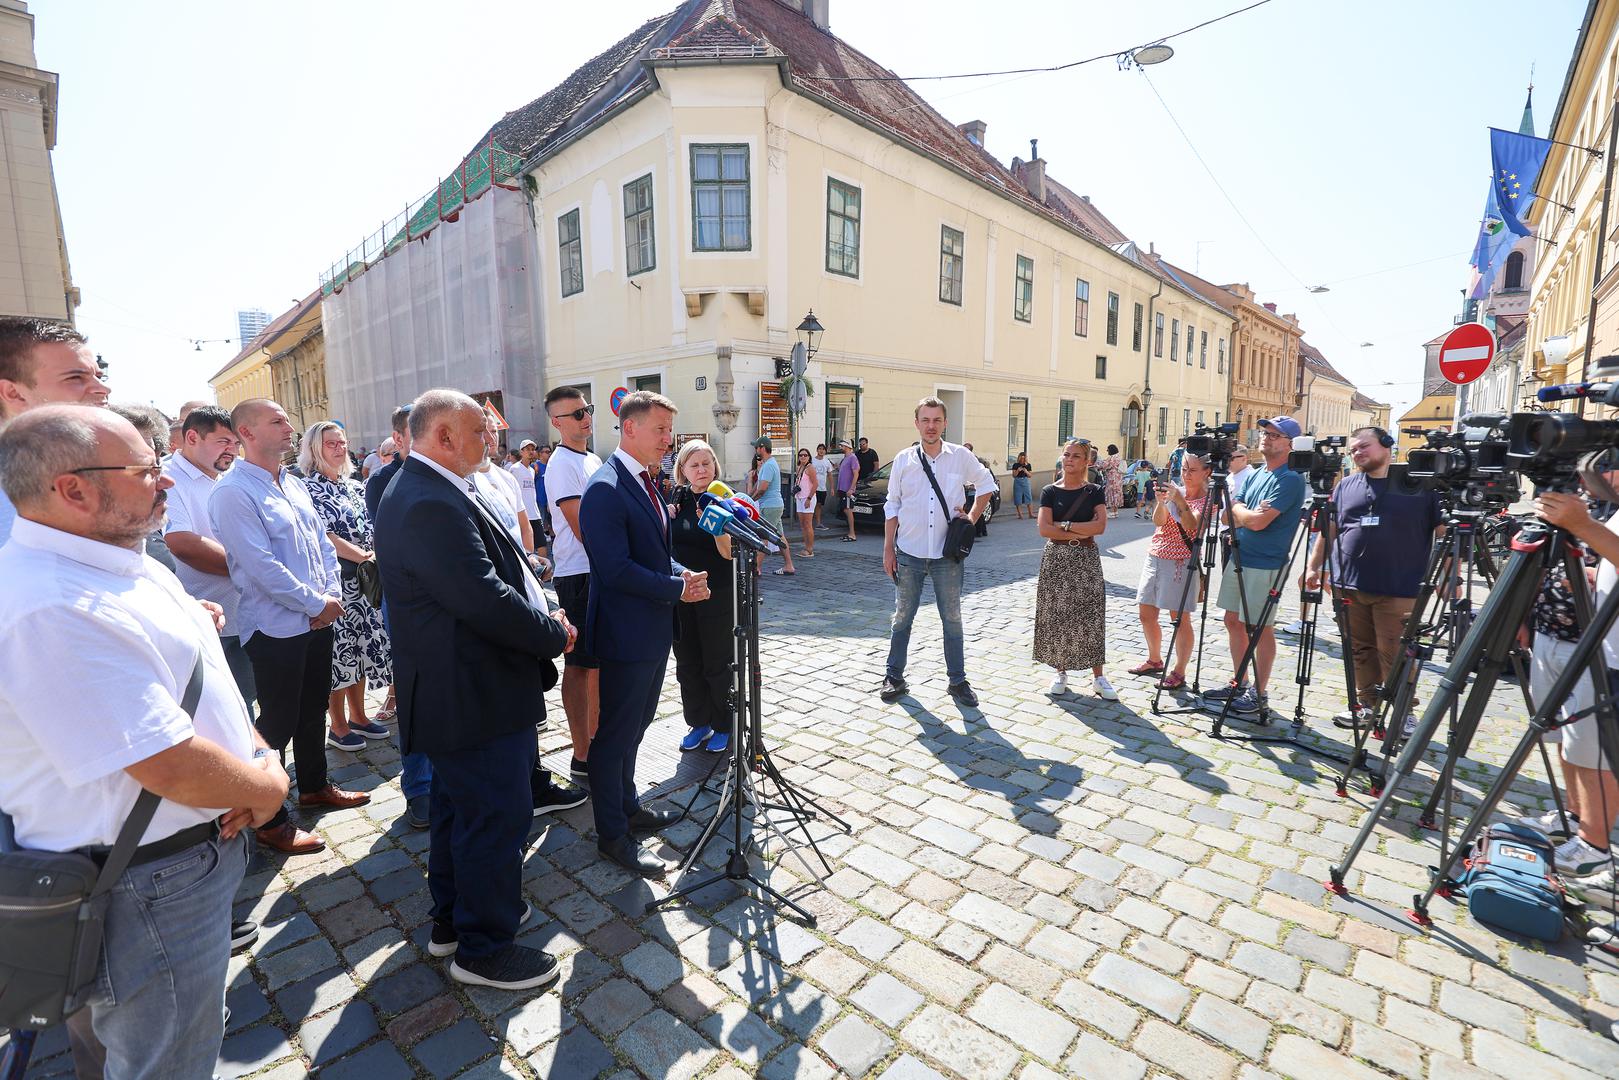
{"left": 0, "top": 654, "right": 203, "bottom": 1030}
{"left": 918, "top": 449, "right": 977, "bottom": 561}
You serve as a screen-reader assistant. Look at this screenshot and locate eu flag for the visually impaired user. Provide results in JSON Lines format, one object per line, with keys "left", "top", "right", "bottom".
{"left": 1489, "top": 126, "right": 1553, "bottom": 237}
{"left": 1469, "top": 181, "right": 1514, "bottom": 300}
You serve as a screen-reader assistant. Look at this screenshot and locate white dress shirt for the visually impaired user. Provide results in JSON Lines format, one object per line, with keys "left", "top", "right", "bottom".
{"left": 884, "top": 441, "right": 994, "bottom": 560}
{"left": 412, "top": 452, "right": 547, "bottom": 611}
{"left": 161, "top": 451, "right": 242, "bottom": 632}
{"left": 0, "top": 518, "right": 257, "bottom": 850}
{"left": 612, "top": 446, "right": 667, "bottom": 529}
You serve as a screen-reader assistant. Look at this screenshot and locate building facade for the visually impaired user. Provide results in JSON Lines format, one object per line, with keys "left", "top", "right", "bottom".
{"left": 319, "top": 0, "right": 1230, "bottom": 476}
{"left": 237, "top": 308, "right": 271, "bottom": 349}
{"left": 212, "top": 291, "right": 322, "bottom": 416}
{"left": 1523, "top": 0, "right": 1619, "bottom": 406}
{"left": 269, "top": 322, "right": 327, "bottom": 433}
{"left": 1348, "top": 391, "right": 1391, "bottom": 434}
{"left": 1296, "top": 341, "right": 1355, "bottom": 437}
{"left": 0, "top": 1, "right": 75, "bottom": 322}
{"left": 1215, "top": 285, "right": 1302, "bottom": 445}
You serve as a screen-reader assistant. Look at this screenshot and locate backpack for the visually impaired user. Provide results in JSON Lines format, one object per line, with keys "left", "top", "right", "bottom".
{"left": 1455, "top": 822, "right": 1566, "bottom": 941}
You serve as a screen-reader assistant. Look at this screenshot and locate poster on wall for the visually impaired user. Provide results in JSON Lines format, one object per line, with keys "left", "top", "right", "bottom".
{"left": 758, "top": 382, "right": 791, "bottom": 448}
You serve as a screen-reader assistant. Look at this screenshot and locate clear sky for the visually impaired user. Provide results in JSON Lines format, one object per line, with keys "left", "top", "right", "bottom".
{"left": 37, "top": 0, "right": 1589, "bottom": 423}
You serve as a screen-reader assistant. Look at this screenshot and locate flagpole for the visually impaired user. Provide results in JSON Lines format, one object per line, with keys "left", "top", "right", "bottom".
{"left": 1580, "top": 99, "right": 1619, "bottom": 418}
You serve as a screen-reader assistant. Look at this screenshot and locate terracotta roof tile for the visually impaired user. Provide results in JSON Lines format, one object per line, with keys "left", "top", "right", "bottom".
{"left": 1298, "top": 340, "right": 1355, "bottom": 387}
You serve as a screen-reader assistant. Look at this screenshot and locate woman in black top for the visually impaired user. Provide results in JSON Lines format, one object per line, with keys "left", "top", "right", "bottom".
{"left": 1034, "top": 438, "right": 1115, "bottom": 701}
{"left": 670, "top": 439, "right": 733, "bottom": 755}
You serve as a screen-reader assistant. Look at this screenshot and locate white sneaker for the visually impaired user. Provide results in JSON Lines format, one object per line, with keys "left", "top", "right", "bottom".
{"left": 1047, "top": 673, "right": 1068, "bottom": 696}
{"left": 1519, "top": 808, "right": 1580, "bottom": 836}
{"left": 1093, "top": 675, "right": 1119, "bottom": 701}
{"left": 1401, "top": 714, "right": 1417, "bottom": 738}
{"left": 1555, "top": 834, "right": 1612, "bottom": 877}
{"left": 1279, "top": 619, "right": 1305, "bottom": 635}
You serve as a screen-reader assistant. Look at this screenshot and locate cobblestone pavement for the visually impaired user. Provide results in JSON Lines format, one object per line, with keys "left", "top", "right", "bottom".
{"left": 15, "top": 514, "right": 1619, "bottom": 1079}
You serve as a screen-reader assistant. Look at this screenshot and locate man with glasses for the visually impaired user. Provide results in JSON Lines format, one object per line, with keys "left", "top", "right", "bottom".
{"left": 0, "top": 318, "right": 110, "bottom": 545}
{"left": 545, "top": 385, "right": 602, "bottom": 786}
{"left": 0, "top": 406, "right": 289, "bottom": 1078}
{"left": 211, "top": 398, "right": 369, "bottom": 855}
{"left": 1206, "top": 416, "right": 1307, "bottom": 719}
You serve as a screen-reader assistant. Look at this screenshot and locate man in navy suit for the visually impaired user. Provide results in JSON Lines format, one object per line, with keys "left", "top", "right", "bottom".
{"left": 580, "top": 390, "right": 709, "bottom": 876}
{"left": 374, "top": 389, "right": 583, "bottom": 991}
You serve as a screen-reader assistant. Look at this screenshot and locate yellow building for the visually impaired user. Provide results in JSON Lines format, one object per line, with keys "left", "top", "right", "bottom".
{"left": 1349, "top": 391, "right": 1391, "bottom": 434}
{"left": 326, "top": 0, "right": 1229, "bottom": 478}
{"left": 1523, "top": 0, "right": 1619, "bottom": 402}
{"left": 211, "top": 291, "right": 322, "bottom": 416}
{"left": 0, "top": 1, "right": 76, "bottom": 322}
{"left": 1297, "top": 341, "right": 1356, "bottom": 437}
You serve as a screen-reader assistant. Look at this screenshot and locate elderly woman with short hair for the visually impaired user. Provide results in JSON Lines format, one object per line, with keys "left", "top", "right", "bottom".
{"left": 300, "top": 420, "right": 393, "bottom": 751}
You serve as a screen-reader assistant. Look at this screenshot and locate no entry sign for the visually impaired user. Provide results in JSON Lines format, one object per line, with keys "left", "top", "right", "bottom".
{"left": 1438, "top": 322, "right": 1496, "bottom": 385}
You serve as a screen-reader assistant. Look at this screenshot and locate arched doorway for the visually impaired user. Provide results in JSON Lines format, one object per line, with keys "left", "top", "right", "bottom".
{"left": 1122, "top": 398, "right": 1144, "bottom": 460}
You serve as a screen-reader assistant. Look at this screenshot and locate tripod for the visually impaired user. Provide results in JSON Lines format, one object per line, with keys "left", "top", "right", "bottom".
{"left": 653, "top": 543, "right": 850, "bottom": 927}
{"left": 1151, "top": 465, "right": 1235, "bottom": 715}
{"left": 1327, "top": 519, "right": 1619, "bottom": 924}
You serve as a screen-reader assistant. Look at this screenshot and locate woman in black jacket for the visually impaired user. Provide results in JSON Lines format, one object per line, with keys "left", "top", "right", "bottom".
{"left": 669, "top": 439, "right": 733, "bottom": 754}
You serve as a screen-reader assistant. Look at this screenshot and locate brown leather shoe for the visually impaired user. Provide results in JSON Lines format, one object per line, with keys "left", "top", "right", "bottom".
{"left": 297, "top": 784, "right": 372, "bottom": 810}
{"left": 254, "top": 821, "right": 326, "bottom": 855}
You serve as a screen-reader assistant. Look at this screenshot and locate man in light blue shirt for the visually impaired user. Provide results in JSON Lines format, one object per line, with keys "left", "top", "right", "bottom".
{"left": 0, "top": 318, "right": 111, "bottom": 545}
{"left": 749, "top": 435, "right": 796, "bottom": 574}
{"left": 210, "top": 398, "right": 368, "bottom": 854}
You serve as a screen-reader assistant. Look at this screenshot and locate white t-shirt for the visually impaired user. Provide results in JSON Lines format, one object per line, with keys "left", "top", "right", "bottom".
{"left": 478, "top": 466, "right": 526, "bottom": 546}
{"left": 812, "top": 455, "right": 834, "bottom": 489}
{"left": 161, "top": 452, "right": 242, "bottom": 633}
{"left": 506, "top": 460, "right": 540, "bottom": 518}
{"left": 362, "top": 451, "right": 383, "bottom": 477}
{"left": 0, "top": 518, "right": 257, "bottom": 850}
{"left": 546, "top": 443, "right": 602, "bottom": 578}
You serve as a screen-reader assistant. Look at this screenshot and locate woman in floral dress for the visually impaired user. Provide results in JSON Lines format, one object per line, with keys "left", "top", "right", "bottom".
{"left": 300, "top": 421, "right": 394, "bottom": 752}
{"left": 1099, "top": 443, "right": 1125, "bottom": 518}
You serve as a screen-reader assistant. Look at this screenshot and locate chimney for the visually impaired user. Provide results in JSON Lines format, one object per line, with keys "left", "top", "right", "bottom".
{"left": 1022, "top": 139, "right": 1046, "bottom": 203}
{"left": 779, "top": 0, "right": 830, "bottom": 30}
{"left": 1148, "top": 242, "right": 1157, "bottom": 256}
{"left": 1262, "top": 302, "right": 1277, "bottom": 313}
{"left": 959, "top": 119, "right": 986, "bottom": 146}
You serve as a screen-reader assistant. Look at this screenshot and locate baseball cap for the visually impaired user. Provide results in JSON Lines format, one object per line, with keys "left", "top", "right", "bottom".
{"left": 519, "top": 439, "right": 537, "bottom": 449}
{"left": 1259, "top": 416, "right": 1302, "bottom": 440}
{"left": 752, "top": 436, "right": 773, "bottom": 450}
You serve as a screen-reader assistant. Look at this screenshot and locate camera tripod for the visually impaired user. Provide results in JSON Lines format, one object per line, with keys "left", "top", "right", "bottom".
{"left": 1327, "top": 519, "right": 1619, "bottom": 925}
{"left": 652, "top": 543, "right": 850, "bottom": 927}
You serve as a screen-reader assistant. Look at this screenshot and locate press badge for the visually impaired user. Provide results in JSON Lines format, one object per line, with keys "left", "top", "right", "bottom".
{"left": 1360, "top": 515, "right": 1380, "bottom": 527}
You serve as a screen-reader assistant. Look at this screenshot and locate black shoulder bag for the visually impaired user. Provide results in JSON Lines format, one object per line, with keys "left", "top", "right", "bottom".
{"left": 919, "top": 449, "right": 977, "bottom": 562}
{"left": 0, "top": 655, "right": 202, "bottom": 1030}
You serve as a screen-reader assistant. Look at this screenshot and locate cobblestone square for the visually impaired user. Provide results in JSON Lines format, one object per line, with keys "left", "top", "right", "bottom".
{"left": 14, "top": 515, "right": 1619, "bottom": 1079}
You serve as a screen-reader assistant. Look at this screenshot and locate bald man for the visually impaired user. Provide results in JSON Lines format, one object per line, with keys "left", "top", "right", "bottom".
{"left": 210, "top": 398, "right": 368, "bottom": 855}
{"left": 0, "top": 317, "right": 109, "bottom": 545}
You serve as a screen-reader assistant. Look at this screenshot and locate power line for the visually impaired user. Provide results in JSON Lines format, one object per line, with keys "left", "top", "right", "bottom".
{"left": 797, "top": 0, "right": 1278, "bottom": 84}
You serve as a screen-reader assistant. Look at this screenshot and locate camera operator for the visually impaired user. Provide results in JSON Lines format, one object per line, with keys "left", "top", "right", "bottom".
{"left": 1206, "top": 417, "right": 1307, "bottom": 718}
{"left": 1302, "top": 427, "right": 1443, "bottom": 734}
{"left": 1533, "top": 474, "right": 1619, "bottom": 877}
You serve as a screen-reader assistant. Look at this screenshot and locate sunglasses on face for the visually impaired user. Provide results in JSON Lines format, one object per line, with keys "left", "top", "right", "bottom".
{"left": 550, "top": 404, "right": 594, "bottom": 422}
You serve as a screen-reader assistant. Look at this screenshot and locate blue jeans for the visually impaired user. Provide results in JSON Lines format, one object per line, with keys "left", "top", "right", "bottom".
{"left": 77, "top": 832, "right": 247, "bottom": 1079}
{"left": 886, "top": 551, "right": 966, "bottom": 684}
{"left": 219, "top": 634, "right": 257, "bottom": 723}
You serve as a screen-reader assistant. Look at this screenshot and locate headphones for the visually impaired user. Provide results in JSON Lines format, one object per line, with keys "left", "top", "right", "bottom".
{"left": 1366, "top": 426, "right": 1395, "bottom": 449}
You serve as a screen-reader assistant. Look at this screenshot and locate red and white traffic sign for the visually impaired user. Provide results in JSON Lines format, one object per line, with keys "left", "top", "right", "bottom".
{"left": 1438, "top": 322, "right": 1496, "bottom": 385}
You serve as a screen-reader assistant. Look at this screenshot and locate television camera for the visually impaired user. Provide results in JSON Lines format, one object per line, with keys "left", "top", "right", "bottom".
{"left": 1287, "top": 435, "right": 1346, "bottom": 495}
{"left": 1184, "top": 421, "right": 1242, "bottom": 473}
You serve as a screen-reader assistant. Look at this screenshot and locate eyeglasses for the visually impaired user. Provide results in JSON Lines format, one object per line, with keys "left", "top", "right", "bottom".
{"left": 70, "top": 462, "right": 163, "bottom": 480}
{"left": 549, "top": 404, "right": 594, "bottom": 422}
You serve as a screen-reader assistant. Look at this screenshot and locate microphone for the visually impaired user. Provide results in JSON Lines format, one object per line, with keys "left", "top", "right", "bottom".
{"left": 705, "top": 480, "right": 737, "bottom": 500}
{"left": 698, "top": 500, "right": 776, "bottom": 553}
{"left": 727, "top": 493, "right": 787, "bottom": 544}
{"left": 1537, "top": 383, "right": 1594, "bottom": 402}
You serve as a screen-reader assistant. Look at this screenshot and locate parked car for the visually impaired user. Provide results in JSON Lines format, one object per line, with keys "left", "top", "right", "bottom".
{"left": 848, "top": 456, "right": 1002, "bottom": 530}
{"left": 1122, "top": 458, "right": 1155, "bottom": 508}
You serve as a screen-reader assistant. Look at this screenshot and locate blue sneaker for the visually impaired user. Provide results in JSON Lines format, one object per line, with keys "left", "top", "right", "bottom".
{"left": 680, "top": 726, "right": 713, "bottom": 752}
{"left": 350, "top": 719, "right": 391, "bottom": 740}
{"left": 1231, "top": 688, "right": 1267, "bottom": 717}
{"left": 1203, "top": 681, "right": 1246, "bottom": 704}
{"left": 705, "top": 730, "right": 730, "bottom": 754}
{"left": 326, "top": 730, "right": 366, "bottom": 751}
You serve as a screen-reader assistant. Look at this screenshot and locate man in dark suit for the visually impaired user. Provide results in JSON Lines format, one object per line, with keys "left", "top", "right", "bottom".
{"left": 374, "top": 389, "right": 582, "bottom": 991}
{"left": 580, "top": 390, "right": 709, "bottom": 876}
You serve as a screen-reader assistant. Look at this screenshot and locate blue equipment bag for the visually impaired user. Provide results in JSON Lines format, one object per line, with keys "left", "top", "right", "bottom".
{"left": 1456, "top": 822, "right": 1566, "bottom": 942}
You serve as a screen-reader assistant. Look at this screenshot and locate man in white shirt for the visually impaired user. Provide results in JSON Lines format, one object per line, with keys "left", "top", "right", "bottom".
{"left": 0, "top": 406, "right": 288, "bottom": 1077}
{"left": 163, "top": 404, "right": 257, "bottom": 720}
{"left": 811, "top": 442, "right": 834, "bottom": 531}
{"left": 881, "top": 396, "right": 994, "bottom": 707}
{"left": 508, "top": 438, "right": 541, "bottom": 532}
{"left": 362, "top": 443, "right": 384, "bottom": 479}
{"left": 545, "top": 386, "right": 603, "bottom": 783}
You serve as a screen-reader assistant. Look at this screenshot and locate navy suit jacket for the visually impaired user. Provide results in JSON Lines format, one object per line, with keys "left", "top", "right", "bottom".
{"left": 579, "top": 455, "right": 686, "bottom": 662}
{"left": 373, "top": 456, "right": 568, "bottom": 755}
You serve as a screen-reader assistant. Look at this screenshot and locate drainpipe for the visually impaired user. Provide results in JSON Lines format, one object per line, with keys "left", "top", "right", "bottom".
{"left": 1142, "top": 273, "right": 1163, "bottom": 456}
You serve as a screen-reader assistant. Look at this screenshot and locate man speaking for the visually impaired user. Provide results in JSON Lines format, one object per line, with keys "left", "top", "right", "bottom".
{"left": 374, "top": 389, "right": 576, "bottom": 992}
{"left": 579, "top": 390, "right": 708, "bottom": 877}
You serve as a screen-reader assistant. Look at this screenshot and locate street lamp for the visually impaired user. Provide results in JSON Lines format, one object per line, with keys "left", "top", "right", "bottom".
{"left": 1306, "top": 285, "right": 1330, "bottom": 294}
{"left": 796, "top": 310, "right": 824, "bottom": 360}
{"left": 1129, "top": 43, "right": 1174, "bottom": 66}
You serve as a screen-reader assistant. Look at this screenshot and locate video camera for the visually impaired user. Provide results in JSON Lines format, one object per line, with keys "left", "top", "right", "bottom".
{"left": 1504, "top": 354, "right": 1619, "bottom": 490}
{"left": 1395, "top": 414, "right": 1520, "bottom": 508}
{"left": 1287, "top": 435, "right": 1346, "bottom": 495}
{"left": 1185, "top": 421, "right": 1242, "bottom": 474}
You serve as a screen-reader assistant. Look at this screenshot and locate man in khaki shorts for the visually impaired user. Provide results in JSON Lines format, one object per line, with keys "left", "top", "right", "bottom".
{"left": 1204, "top": 416, "right": 1307, "bottom": 720}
